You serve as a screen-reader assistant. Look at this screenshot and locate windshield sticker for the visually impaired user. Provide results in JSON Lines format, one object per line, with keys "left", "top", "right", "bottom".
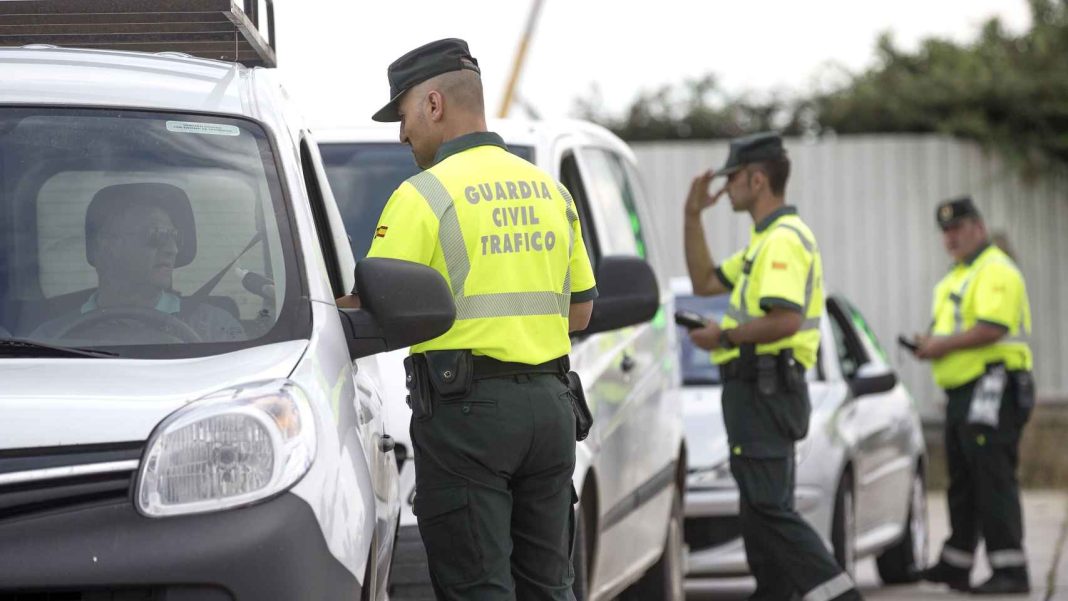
{"left": 166, "top": 121, "right": 240, "bottom": 136}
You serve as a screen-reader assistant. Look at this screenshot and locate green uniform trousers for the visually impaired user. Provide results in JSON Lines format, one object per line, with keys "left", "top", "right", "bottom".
{"left": 937, "top": 370, "right": 1031, "bottom": 578}
{"left": 723, "top": 378, "right": 860, "bottom": 601}
{"left": 411, "top": 373, "right": 577, "bottom": 601}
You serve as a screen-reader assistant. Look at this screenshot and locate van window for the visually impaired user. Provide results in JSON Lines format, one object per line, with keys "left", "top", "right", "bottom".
{"left": 0, "top": 108, "right": 306, "bottom": 357}
{"left": 320, "top": 142, "right": 534, "bottom": 260}
{"left": 579, "top": 148, "right": 642, "bottom": 257}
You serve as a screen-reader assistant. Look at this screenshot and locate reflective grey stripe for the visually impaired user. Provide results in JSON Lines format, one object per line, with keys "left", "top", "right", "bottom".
{"left": 456, "top": 291, "right": 570, "bottom": 319}
{"left": 406, "top": 171, "right": 572, "bottom": 320}
{"left": 802, "top": 572, "right": 854, "bottom": 601}
{"left": 988, "top": 549, "right": 1027, "bottom": 568}
{"left": 409, "top": 171, "right": 471, "bottom": 298}
{"left": 941, "top": 546, "right": 975, "bottom": 568}
{"left": 730, "top": 222, "right": 819, "bottom": 330}
{"left": 555, "top": 182, "right": 578, "bottom": 298}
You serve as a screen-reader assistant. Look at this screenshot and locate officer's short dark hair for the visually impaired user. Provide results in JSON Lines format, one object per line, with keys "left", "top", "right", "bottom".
{"left": 752, "top": 157, "right": 790, "bottom": 196}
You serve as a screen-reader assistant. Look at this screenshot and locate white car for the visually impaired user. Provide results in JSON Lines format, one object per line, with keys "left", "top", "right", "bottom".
{"left": 0, "top": 46, "right": 437, "bottom": 600}
{"left": 671, "top": 278, "right": 929, "bottom": 585}
{"left": 317, "top": 120, "right": 688, "bottom": 600}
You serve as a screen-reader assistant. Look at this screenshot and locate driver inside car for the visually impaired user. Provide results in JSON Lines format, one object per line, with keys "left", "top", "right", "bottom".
{"left": 32, "top": 182, "right": 245, "bottom": 344}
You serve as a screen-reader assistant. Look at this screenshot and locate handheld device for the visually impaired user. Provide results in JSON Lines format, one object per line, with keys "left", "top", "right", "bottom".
{"left": 897, "top": 335, "right": 920, "bottom": 354}
{"left": 674, "top": 310, "right": 709, "bottom": 331}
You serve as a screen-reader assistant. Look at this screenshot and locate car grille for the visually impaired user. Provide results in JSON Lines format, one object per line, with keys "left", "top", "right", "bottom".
{"left": 0, "top": 442, "right": 142, "bottom": 522}
{"left": 684, "top": 515, "right": 742, "bottom": 551}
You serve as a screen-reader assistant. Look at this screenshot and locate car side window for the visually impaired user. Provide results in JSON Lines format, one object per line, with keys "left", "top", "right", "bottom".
{"left": 559, "top": 152, "right": 601, "bottom": 268}
{"left": 842, "top": 298, "right": 891, "bottom": 365}
{"left": 577, "top": 148, "right": 640, "bottom": 257}
{"left": 828, "top": 308, "right": 863, "bottom": 380}
{"left": 299, "top": 138, "right": 344, "bottom": 297}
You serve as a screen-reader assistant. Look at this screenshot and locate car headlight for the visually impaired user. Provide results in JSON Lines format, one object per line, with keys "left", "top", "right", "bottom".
{"left": 136, "top": 379, "right": 316, "bottom": 518}
{"left": 686, "top": 459, "right": 732, "bottom": 489}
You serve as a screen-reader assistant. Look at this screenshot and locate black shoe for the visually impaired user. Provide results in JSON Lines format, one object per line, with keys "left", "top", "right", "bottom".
{"left": 921, "top": 562, "right": 970, "bottom": 592}
{"left": 971, "top": 572, "right": 1030, "bottom": 595}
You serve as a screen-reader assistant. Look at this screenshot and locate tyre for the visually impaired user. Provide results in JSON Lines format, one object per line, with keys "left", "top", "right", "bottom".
{"left": 619, "top": 489, "right": 685, "bottom": 601}
{"left": 831, "top": 471, "right": 856, "bottom": 578}
{"left": 876, "top": 467, "right": 928, "bottom": 583}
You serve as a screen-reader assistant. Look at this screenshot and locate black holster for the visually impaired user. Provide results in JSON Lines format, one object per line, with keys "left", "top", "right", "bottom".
{"left": 566, "top": 370, "right": 593, "bottom": 441}
{"left": 404, "top": 350, "right": 475, "bottom": 421}
{"left": 1012, "top": 369, "right": 1035, "bottom": 425}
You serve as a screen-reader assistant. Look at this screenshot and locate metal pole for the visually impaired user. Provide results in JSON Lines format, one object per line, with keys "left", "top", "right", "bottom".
{"left": 497, "top": 0, "right": 545, "bottom": 119}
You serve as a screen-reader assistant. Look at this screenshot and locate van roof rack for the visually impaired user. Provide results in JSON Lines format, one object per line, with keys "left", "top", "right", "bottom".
{"left": 0, "top": 0, "right": 276, "bottom": 67}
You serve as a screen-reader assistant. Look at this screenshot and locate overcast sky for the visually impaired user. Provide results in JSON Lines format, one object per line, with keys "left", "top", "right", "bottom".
{"left": 272, "top": 0, "right": 1031, "bottom": 129}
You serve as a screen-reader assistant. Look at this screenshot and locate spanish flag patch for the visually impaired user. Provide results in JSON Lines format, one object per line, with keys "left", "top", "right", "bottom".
{"left": 375, "top": 226, "right": 388, "bottom": 239}
{"left": 771, "top": 261, "right": 788, "bottom": 270}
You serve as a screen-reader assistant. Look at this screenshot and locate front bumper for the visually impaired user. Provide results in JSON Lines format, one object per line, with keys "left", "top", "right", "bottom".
{"left": 0, "top": 492, "right": 360, "bottom": 600}
{"left": 684, "top": 484, "right": 824, "bottom": 577}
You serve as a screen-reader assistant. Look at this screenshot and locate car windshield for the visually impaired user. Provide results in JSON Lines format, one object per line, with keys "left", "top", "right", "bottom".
{"left": 676, "top": 294, "right": 730, "bottom": 386}
{"left": 0, "top": 108, "right": 307, "bottom": 358}
{"left": 320, "top": 142, "right": 534, "bottom": 260}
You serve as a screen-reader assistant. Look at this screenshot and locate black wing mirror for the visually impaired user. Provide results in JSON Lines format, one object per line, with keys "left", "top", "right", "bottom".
{"left": 583, "top": 255, "right": 660, "bottom": 336}
{"left": 338, "top": 258, "right": 456, "bottom": 359}
{"left": 849, "top": 362, "right": 898, "bottom": 397}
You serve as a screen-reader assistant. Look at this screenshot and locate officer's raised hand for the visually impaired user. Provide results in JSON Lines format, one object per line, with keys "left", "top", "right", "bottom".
{"left": 685, "top": 169, "right": 727, "bottom": 217}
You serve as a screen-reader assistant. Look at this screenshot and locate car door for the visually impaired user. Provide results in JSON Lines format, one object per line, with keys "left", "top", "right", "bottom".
{"left": 833, "top": 297, "right": 916, "bottom": 538}
{"left": 825, "top": 296, "right": 908, "bottom": 539}
{"left": 566, "top": 145, "right": 676, "bottom": 584}
{"left": 300, "top": 134, "right": 398, "bottom": 567}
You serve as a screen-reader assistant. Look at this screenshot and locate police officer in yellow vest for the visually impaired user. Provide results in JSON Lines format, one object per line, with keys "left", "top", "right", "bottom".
{"left": 913, "top": 197, "right": 1034, "bottom": 595}
{"left": 351, "top": 39, "right": 597, "bottom": 601}
{"left": 684, "top": 133, "right": 861, "bottom": 601}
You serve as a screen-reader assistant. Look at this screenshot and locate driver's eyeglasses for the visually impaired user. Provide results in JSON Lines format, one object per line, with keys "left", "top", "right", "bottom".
{"left": 111, "top": 226, "right": 184, "bottom": 250}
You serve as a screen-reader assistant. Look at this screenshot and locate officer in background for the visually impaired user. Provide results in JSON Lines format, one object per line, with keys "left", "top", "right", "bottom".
{"left": 684, "top": 133, "right": 862, "bottom": 601}
{"left": 343, "top": 39, "right": 597, "bottom": 600}
{"left": 913, "top": 197, "right": 1034, "bottom": 595}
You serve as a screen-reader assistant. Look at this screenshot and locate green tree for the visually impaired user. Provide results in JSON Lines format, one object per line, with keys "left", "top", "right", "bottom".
{"left": 575, "top": 0, "right": 1068, "bottom": 174}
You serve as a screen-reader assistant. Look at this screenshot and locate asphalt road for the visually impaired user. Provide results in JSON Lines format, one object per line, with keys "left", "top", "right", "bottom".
{"left": 685, "top": 491, "right": 1068, "bottom": 601}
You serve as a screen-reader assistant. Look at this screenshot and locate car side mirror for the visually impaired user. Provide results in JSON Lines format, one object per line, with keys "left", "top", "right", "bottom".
{"left": 583, "top": 255, "right": 660, "bottom": 336}
{"left": 338, "top": 258, "right": 456, "bottom": 359}
{"left": 849, "top": 362, "right": 897, "bottom": 397}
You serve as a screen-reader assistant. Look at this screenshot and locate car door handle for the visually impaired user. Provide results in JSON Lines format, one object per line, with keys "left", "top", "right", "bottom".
{"left": 620, "top": 354, "right": 636, "bottom": 373}
{"left": 379, "top": 435, "right": 395, "bottom": 453}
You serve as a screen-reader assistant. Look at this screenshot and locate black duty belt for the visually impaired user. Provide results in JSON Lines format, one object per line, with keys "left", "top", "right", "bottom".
{"left": 472, "top": 354, "right": 569, "bottom": 380}
{"left": 721, "top": 351, "right": 799, "bottom": 383}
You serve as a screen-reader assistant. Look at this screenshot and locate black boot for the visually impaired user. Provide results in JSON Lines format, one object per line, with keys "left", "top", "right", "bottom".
{"left": 971, "top": 569, "right": 1030, "bottom": 595}
{"left": 920, "top": 562, "right": 970, "bottom": 592}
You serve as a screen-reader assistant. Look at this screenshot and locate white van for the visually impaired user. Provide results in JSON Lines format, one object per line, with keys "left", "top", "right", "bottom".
{"left": 318, "top": 119, "right": 687, "bottom": 600}
{"left": 0, "top": 47, "right": 450, "bottom": 600}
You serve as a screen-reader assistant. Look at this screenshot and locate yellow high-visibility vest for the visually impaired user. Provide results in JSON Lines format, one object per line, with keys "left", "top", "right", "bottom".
{"left": 711, "top": 207, "right": 823, "bottom": 369}
{"left": 930, "top": 244, "right": 1032, "bottom": 389}
{"left": 366, "top": 133, "right": 597, "bottom": 364}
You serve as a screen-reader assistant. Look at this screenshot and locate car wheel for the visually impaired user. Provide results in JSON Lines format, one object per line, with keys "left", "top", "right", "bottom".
{"left": 619, "top": 488, "right": 685, "bottom": 601}
{"left": 388, "top": 525, "right": 435, "bottom": 601}
{"left": 572, "top": 502, "right": 591, "bottom": 601}
{"left": 876, "top": 467, "right": 928, "bottom": 583}
{"left": 831, "top": 471, "right": 856, "bottom": 578}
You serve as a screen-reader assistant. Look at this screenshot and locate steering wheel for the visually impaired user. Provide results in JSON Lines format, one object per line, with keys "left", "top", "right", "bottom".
{"left": 55, "top": 306, "right": 203, "bottom": 343}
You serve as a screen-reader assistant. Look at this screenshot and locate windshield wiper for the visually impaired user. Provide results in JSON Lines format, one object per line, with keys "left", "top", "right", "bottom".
{"left": 0, "top": 338, "right": 119, "bottom": 358}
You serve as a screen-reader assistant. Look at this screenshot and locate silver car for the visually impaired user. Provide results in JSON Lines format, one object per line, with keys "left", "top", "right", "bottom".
{"left": 0, "top": 46, "right": 448, "bottom": 600}
{"left": 673, "top": 279, "right": 928, "bottom": 586}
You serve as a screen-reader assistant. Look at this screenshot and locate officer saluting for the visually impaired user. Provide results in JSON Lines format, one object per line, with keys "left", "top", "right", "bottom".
{"left": 347, "top": 39, "right": 597, "bottom": 600}
{"left": 684, "top": 133, "right": 862, "bottom": 601}
{"left": 913, "top": 197, "right": 1034, "bottom": 595}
